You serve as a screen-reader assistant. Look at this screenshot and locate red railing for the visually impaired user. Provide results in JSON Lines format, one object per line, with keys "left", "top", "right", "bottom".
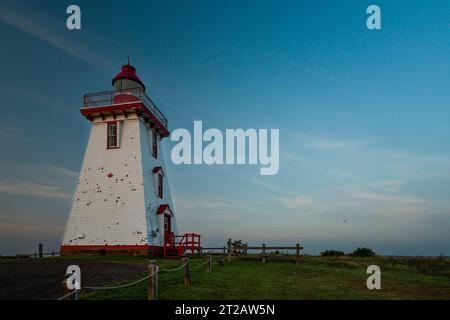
{"left": 164, "top": 233, "right": 201, "bottom": 257}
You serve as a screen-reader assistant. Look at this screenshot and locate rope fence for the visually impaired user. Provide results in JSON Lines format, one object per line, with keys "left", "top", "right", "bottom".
{"left": 159, "top": 257, "right": 190, "bottom": 272}
{"left": 83, "top": 272, "right": 155, "bottom": 290}
{"left": 57, "top": 290, "right": 77, "bottom": 300}
{"left": 56, "top": 256, "right": 209, "bottom": 300}
{"left": 54, "top": 241, "right": 303, "bottom": 300}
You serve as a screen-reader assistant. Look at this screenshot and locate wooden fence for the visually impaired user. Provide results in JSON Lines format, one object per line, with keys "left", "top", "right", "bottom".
{"left": 2, "top": 242, "right": 303, "bottom": 263}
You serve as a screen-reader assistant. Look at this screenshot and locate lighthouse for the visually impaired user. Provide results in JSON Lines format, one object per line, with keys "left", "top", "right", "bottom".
{"left": 61, "top": 63, "right": 200, "bottom": 256}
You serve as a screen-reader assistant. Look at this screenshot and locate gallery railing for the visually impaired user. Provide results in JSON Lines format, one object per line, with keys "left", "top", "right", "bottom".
{"left": 82, "top": 88, "right": 168, "bottom": 128}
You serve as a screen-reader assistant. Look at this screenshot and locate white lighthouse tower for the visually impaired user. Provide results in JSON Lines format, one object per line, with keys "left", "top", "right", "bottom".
{"left": 61, "top": 63, "right": 200, "bottom": 256}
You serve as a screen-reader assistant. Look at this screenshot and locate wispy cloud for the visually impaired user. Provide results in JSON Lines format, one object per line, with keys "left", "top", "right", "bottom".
{"left": 281, "top": 196, "right": 314, "bottom": 209}
{"left": 0, "top": 3, "right": 114, "bottom": 71}
{"left": 0, "top": 180, "right": 72, "bottom": 199}
{"left": 176, "top": 199, "right": 229, "bottom": 210}
{"left": 294, "top": 133, "right": 374, "bottom": 149}
{"left": 48, "top": 166, "right": 79, "bottom": 178}
{"left": 366, "top": 179, "right": 404, "bottom": 193}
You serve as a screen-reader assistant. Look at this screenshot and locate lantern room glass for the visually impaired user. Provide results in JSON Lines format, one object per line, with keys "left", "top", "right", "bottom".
{"left": 114, "top": 79, "right": 143, "bottom": 97}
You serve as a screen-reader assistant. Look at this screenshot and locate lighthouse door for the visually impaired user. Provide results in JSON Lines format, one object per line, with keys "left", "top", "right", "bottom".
{"left": 164, "top": 214, "right": 174, "bottom": 246}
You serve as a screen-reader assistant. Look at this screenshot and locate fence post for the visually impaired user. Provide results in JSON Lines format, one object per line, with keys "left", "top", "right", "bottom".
{"left": 227, "top": 239, "right": 232, "bottom": 261}
{"left": 148, "top": 260, "right": 158, "bottom": 300}
{"left": 61, "top": 280, "right": 72, "bottom": 300}
{"left": 223, "top": 246, "right": 226, "bottom": 254}
{"left": 296, "top": 243, "right": 300, "bottom": 265}
{"left": 262, "top": 243, "right": 266, "bottom": 263}
{"left": 218, "top": 256, "right": 224, "bottom": 267}
{"left": 38, "top": 243, "right": 43, "bottom": 258}
{"left": 182, "top": 257, "right": 191, "bottom": 286}
{"left": 205, "top": 255, "right": 212, "bottom": 273}
{"left": 74, "top": 288, "right": 80, "bottom": 300}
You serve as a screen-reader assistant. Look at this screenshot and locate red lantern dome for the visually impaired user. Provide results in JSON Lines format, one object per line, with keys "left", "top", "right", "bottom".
{"left": 112, "top": 63, "right": 146, "bottom": 91}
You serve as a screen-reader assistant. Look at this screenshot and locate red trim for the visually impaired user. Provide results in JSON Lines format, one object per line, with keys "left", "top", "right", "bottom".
{"left": 152, "top": 166, "right": 162, "bottom": 173}
{"left": 157, "top": 204, "right": 170, "bottom": 214}
{"left": 81, "top": 102, "right": 142, "bottom": 115}
{"left": 80, "top": 103, "right": 170, "bottom": 137}
{"left": 60, "top": 245, "right": 160, "bottom": 251}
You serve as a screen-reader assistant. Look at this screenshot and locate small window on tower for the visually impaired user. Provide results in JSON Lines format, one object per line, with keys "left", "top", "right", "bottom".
{"left": 157, "top": 173, "right": 163, "bottom": 198}
{"left": 152, "top": 131, "right": 158, "bottom": 158}
{"left": 107, "top": 122, "right": 118, "bottom": 148}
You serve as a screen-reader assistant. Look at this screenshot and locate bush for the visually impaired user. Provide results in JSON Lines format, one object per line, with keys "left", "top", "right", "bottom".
{"left": 321, "top": 250, "right": 345, "bottom": 257}
{"left": 350, "top": 247, "right": 375, "bottom": 258}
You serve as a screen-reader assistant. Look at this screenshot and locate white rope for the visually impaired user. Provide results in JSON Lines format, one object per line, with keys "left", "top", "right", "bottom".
{"left": 160, "top": 258, "right": 189, "bottom": 272}
{"left": 83, "top": 270, "right": 157, "bottom": 290}
{"left": 194, "top": 256, "right": 213, "bottom": 266}
{"left": 56, "top": 290, "right": 76, "bottom": 300}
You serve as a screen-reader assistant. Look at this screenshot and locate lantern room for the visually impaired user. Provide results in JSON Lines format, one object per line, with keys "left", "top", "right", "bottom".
{"left": 112, "top": 63, "right": 146, "bottom": 104}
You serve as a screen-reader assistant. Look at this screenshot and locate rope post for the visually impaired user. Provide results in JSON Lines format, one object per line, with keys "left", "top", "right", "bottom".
{"left": 295, "top": 243, "right": 300, "bottom": 265}
{"left": 205, "top": 255, "right": 212, "bottom": 273}
{"left": 74, "top": 289, "right": 80, "bottom": 300}
{"left": 61, "top": 280, "right": 72, "bottom": 300}
{"left": 38, "top": 243, "right": 43, "bottom": 258}
{"left": 182, "top": 257, "right": 191, "bottom": 286}
{"left": 262, "top": 243, "right": 266, "bottom": 263}
{"left": 218, "top": 256, "right": 224, "bottom": 267}
{"left": 148, "top": 260, "right": 158, "bottom": 300}
{"left": 227, "top": 239, "right": 232, "bottom": 261}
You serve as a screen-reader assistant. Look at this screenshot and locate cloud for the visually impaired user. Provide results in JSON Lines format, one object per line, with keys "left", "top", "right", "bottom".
{"left": 281, "top": 196, "right": 314, "bottom": 209}
{"left": 0, "top": 3, "right": 114, "bottom": 71}
{"left": 48, "top": 166, "right": 79, "bottom": 178}
{"left": 294, "top": 133, "right": 374, "bottom": 149}
{"left": 176, "top": 199, "right": 229, "bottom": 210}
{"left": 0, "top": 180, "right": 72, "bottom": 199}
{"left": 352, "top": 190, "right": 425, "bottom": 206}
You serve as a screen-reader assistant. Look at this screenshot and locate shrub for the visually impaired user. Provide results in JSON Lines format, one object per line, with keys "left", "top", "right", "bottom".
{"left": 321, "top": 250, "right": 345, "bottom": 257}
{"left": 350, "top": 247, "right": 375, "bottom": 258}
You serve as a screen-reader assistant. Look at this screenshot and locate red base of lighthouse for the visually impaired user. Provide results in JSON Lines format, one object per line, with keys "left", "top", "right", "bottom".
{"left": 60, "top": 245, "right": 163, "bottom": 256}
{"left": 60, "top": 233, "right": 202, "bottom": 257}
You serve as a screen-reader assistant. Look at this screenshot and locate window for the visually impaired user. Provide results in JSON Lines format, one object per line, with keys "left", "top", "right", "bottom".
{"left": 107, "top": 122, "right": 118, "bottom": 148}
{"left": 152, "top": 131, "right": 158, "bottom": 158}
{"left": 157, "top": 174, "right": 163, "bottom": 198}
{"left": 164, "top": 215, "right": 172, "bottom": 232}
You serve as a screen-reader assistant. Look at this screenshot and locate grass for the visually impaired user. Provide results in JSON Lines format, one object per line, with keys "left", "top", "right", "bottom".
{"left": 80, "top": 255, "right": 450, "bottom": 300}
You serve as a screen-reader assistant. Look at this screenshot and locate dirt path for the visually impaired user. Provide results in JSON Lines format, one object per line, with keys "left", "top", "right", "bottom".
{"left": 0, "top": 258, "right": 147, "bottom": 300}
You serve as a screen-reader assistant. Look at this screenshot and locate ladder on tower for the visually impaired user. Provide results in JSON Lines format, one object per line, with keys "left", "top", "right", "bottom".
{"left": 163, "top": 233, "right": 201, "bottom": 258}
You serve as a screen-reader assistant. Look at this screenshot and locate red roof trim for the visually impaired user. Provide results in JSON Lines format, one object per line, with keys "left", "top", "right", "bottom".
{"left": 152, "top": 166, "right": 164, "bottom": 175}
{"left": 157, "top": 204, "right": 170, "bottom": 214}
{"left": 80, "top": 103, "right": 170, "bottom": 137}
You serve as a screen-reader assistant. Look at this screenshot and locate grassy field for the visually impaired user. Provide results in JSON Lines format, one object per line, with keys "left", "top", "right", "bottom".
{"left": 77, "top": 254, "right": 450, "bottom": 300}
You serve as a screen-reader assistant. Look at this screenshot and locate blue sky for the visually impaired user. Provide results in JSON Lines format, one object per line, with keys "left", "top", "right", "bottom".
{"left": 0, "top": 0, "right": 449, "bottom": 255}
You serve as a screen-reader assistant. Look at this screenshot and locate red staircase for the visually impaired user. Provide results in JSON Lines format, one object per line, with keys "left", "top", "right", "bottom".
{"left": 164, "top": 233, "right": 201, "bottom": 257}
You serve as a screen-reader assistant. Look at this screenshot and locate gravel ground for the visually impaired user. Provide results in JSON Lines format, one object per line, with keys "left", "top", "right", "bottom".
{"left": 0, "top": 258, "right": 147, "bottom": 300}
